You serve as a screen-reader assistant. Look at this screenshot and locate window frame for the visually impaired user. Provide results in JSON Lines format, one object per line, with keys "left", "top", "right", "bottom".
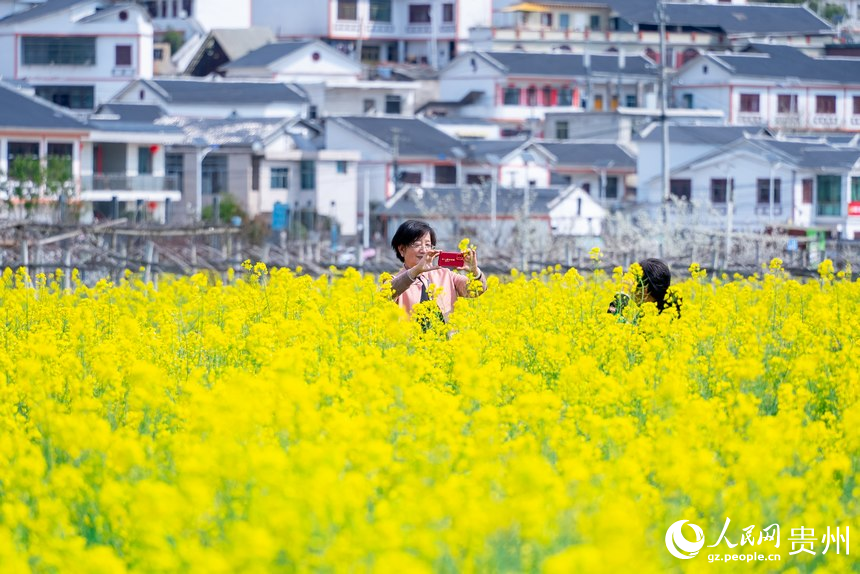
{"left": 22, "top": 36, "right": 97, "bottom": 66}
{"left": 409, "top": 4, "right": 431, "bottom": 23}
{"left": 739, "top": 93, "right": 760, "bottom": 113}
{"left": 270, "top": 167, "right": 290, "bottom": 189}
{"left": 816, "top": 94, "right": 837, "bottom": 115}
{"left": 300, "top": 160, "right": 315, "bottom": 190}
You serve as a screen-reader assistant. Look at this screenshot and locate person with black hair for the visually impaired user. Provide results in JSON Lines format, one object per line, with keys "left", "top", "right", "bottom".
{"left": 609, "top": 258, "right": 682, "bottom": 318}
{"left": 388, "top": 219, "right": 487, "bottom": 320}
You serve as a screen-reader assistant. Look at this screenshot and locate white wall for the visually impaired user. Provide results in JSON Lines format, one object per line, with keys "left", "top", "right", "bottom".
{"left": 457, "top": 0, "right": 494, "bottom": 39}
{"left": 439, "top": 54, "right": 501, "bottom": 102}
{"left": 252, "top": 0, "right": 328, "bottom": 37}
{"left": 3, "top": 4, "right": 153, "bottom": 108}
{"left": 193, "top": 0, "right": 251, "bottom": 31}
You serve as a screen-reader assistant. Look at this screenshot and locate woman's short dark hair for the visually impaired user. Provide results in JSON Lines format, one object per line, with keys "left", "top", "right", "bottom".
{"left": 639, "top": 258, "right": 671, "bottom": 312}
{"left": 391, "top": 220, "right": 436, "bottom": 262}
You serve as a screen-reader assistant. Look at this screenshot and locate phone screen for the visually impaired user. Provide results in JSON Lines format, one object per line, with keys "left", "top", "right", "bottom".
{"left": 437, "top": 252, "right": 465, "bottom": 268}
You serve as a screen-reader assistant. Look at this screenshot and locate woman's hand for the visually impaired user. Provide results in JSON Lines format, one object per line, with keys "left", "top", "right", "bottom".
{"left": 463, "top": 247, "right": 479, "bottom": 277}
{"left": 408, "top": 249, "right": 441, "bottom": 279}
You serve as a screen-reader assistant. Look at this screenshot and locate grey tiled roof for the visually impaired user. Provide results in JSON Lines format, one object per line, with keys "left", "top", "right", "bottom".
{"left": 635, "top": 125, "right": 754, "bottom": 145}
{"left": 221, "top": 41, "right": 313, "bottom": 69}
{"left": 0, "top": 0, "right": 87, "bottom": 25}
{"left": 483, "top": 51, "right": 657, "bottom": 77}
{"left": 210, "top": 27, "right": 277, "bottom": 61}
{"left": 95, "top": 103, "right": 166, "bottom": 123}
{"left": 755, "top": 139, "right": 860, "bottom": 170}
{"left": 0, "top": 82, "right": 86, "bottom": 130}
{"left": 158, "top": 116, "right": 292, "bottom": 147}
{"left": 145, "top": 79, "right": 308, "bottom": 104}
{"left": 382, "top": 186, "right": 563, "bottom": 216}
{"left": 709, "top": 44, "right": 860, "bottom": 84}
{"left": 334, "top": 116, "right": 465, "bottom": 158}
{"left": 540, "top": 141, "right": 636, "bottom": 168}
{"left": 462, "top": 139, "right": 530, "bottom": 162}
{"left": 600, "top": 0, "right": 832, "bottom": 35}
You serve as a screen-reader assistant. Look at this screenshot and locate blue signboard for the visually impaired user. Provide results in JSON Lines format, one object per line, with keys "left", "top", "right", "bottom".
{"left": 272, "top": 202, "right": 288, "bottom": 231}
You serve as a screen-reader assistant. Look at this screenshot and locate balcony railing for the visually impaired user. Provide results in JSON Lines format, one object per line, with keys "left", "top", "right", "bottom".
{"left": 81, "top": 174, "right": 179, "bottom": 192}
{"left": 484, "top": 26, "right": 723, "bottom": 47}
{"left": 333, "top": 19, "right": 454, "bottom": 37}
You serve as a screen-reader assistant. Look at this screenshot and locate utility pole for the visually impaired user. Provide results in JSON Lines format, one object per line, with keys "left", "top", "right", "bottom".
{"left": 522, "top": 179, "right": 531, "bottom": 271}
{"left": 390, "top": 127, "right": 401, "bottom": 197}
{"left": 657, "top": 0, "right": 671, "bottom": 258}
{"left": 725, "top": 178, "right": 734, "bottom": 270}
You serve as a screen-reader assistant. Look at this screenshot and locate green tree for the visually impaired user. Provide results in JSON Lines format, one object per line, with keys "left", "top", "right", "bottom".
{"left": 161, "top": 29, "right": 185, "bottom": 55}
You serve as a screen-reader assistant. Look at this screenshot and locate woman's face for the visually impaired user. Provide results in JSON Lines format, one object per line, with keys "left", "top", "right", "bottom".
{"left": 398, "top": 231, "right": 433, "bottom": 268}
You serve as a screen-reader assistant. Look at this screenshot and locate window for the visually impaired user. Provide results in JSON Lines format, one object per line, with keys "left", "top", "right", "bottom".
{"left": 34, "top": 85, "right": 94, "bottom": 109}
{"left": 153, "top": 47, "right": 164, "bottom": 60}
{"left": 605, "top": 176, "right": 618, "bottom": 199}
{"left": 777, "top": 94, "right": 798, "bottom": 114}
{"left": 526, "top": 87, "right": 537, "bottom": 106}
{"left": 802, "top": 178, "right": 813, "bottom": 204}
{"left": 816, "top": 175, "right": 841, "bottom": 216}
{"left": 558, "top": 87, "right": 573, "bottom": 106}
{"left": 409, "top": 4, "right": 431, "bottom": 23}
{"left": 23, "top": 36, "right": 96, "bottom": 66}
{"left": 559, "top": 13, "right": 570, "bottom": 29}
{"left": 337, "top": 0, "right": 357, "bottom": 20}
{"left": 854, "top": 96, "right": 860, "bottom": 115}
{"left": 400, "top": 171, "right": 421, "bottom": 184}
{"left": 503, "top": 87, "right": 521, "bottom": 105}
{"left": 443, "top": 3, "right": 454, "bottom": 22}
{"left": 270, "top": 167, "right": 289, "bottom": 189}
{"left": 202, "top": 155, "right": 227, "bottom": 195}
{"left": 363, "top": 98, "right": 376, "bottom": 113}
{"left": 852, "top": 177, "right": 860, "bottom": 202}
{"left": 385, "top": 95, "right": 402, "bottom": 114}
{"left": 626, "top": 94, "right": 637, "bottom": 107}
{"left": 670, "top": 179, "right": 691, "bottom": 201}
{"left": 682, "top": 94, "right": 694, "bottom": 109}
{"left": 556, "top": 121, "right": 569, "bottom": 139}
{"left": 711, "top": 178, "right": 728, "bottom": 204}
{"left": 166, "top": 153, "right": 183, "bottom": 193}
{"left": 816, "top": 95, "right": 837, "bottom": 114}
{"left": 300, "top": 160, "right": 315, "bottom": 190}
{"left": 590, "top": 14, "right": 601, "bottom": 30}
{"left": 360, "top": 45, "right": 380, "bottom": 61}
{"left": 542, "top": 86, "right": 552, "bottom": 106}
{"left": 435, "top": 165, "right": 456, "bottom": 184}
{"left": 594, "top": 94, "right": 603, "bottom": 111}
{"left": 336, "top": 161, "right": 348, "bottom": 174}
{"left": 739, "top": 93, "right": 760, "bottom": 113}
{"left": 115, "top": 45, "right": 132, "bottom": 67}
{"left": 541, "top": 13, "right": 552, "bottom": 26}
{"left": 756, "top": 178, "right": 781, "bottom": 204}
{"left": 370, "top": 0, "right": 391, "bottom": 22}
{"left": 138, "top": 146, "right": 153, "bottom": 175}
{"left": 466, "top": 174, "right": 489, "bottom": 185}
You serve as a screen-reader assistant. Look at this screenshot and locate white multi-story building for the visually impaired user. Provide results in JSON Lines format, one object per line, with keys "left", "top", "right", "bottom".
{"left": 0, "top": 0, "right": 154, "bottom": 110}
{"left": 137, "top": 0, "right": 251, "bottom": 34}
{"left": 674, "top": 44, "right": 860, "bottom": 132}
{"left": 435, "top": 50, "right": 659, "bottom": 128}
{"left": 252, "top": 0, "right": 493, "bottom": 67}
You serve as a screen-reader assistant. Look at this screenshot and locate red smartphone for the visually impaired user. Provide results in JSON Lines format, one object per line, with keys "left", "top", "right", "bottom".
{"left": 437, "top": 251, "right": 465, "bottom": 268}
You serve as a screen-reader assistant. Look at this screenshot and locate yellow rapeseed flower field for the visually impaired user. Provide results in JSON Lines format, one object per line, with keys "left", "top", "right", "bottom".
{"left": 0, "top": 258, "right": 857, "bottom": 573}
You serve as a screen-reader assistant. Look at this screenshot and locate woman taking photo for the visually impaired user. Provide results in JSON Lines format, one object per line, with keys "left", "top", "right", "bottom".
{"left": 388, "top": 220, "right": 487, "bottom": 320}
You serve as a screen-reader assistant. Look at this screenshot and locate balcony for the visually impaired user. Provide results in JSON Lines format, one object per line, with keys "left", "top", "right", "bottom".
{"left": 80, "top": 174, "right": 181, "bottom": 202}
{"left": 332, "top": 19, "right": 453, "bottom": 38}
{"left": 479, "top": 26, "right": 722, "bottom": 49}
